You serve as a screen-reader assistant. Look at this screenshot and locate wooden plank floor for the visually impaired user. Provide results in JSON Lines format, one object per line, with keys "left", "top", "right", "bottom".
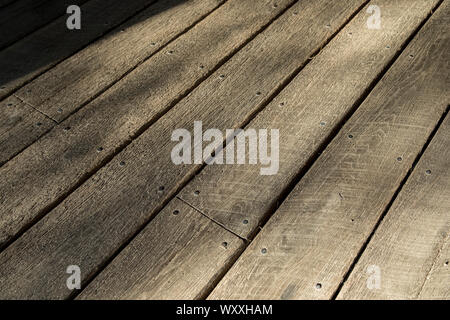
{"left": 0, "top": 0, "right": 448, "bottom": 300}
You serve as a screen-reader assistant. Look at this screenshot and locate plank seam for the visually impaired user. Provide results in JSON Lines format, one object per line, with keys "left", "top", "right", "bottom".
{"left": 0, "top": 0, "right": 298, "bottom": 256}
{"left": 12, "top": 93, "right": 58, "bottom": 123}
{"left": 0, "top": 0, "right": 225, "bottom": 168}
{"left": 43, "top": 0, "right": 228, "bottom": 124}
{"left": 0, "top": 0, "right": 160, "bottom": 105}
{"left": 67, "top": 0, "right": 344, "bottom": 300}
{"left": 332, "top": 103, "right": 450, "bottom": 300}
{"left": 176, "top": 196, "right": 249, "bottom": 242}
{"left": 415, "top": 232, "right": 450, "bottom": 298}
{"left": 202, "top": 0, "right": 446, "bottom": 299}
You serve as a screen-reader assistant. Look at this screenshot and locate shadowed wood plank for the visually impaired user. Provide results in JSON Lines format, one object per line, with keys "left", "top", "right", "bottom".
{"left": 0, "top": 0, "right": 366, "bottom": 299}
{"left": 0, "top": 0, "right": 158, "bottom": 100}
{"left": 209, "top": 0, "right": 449, "bottom": 299}
{"left": 0, "top": 0, "right": 88, "bottom": 50}
{"left": 0, "top": 0, "right": 16, "bottom": 8}
{"left": 77, "top": 198, "right": 245, "bottom": 300}
{"left": 337, "top": 114, "right": 450, "bottom": 300}
{"left": 178, "top": 0, "right": 440, "bottom": 239}
{"left": 13, "top": 0, "right": 224, "bottom": 122}
{"left": 0, "top": 0, "right": 222, "bottom": 164}
{"left": 0, "top": 0, "right": 299, "bottom": 250}
{"left": 0, "top": 96, "right": 54, "bottom": 166}
{"left": 78, "top": 0, "right": 442, "bottom": 300}
{"left": 418, "top": 241, "right": 449, "bottom": 299}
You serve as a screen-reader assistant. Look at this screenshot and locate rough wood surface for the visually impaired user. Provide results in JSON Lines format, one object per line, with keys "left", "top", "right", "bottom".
{"left": 178, "top": 0, "right": 440, "bottom": 240}
{"left": 14, "top": 0, "right": 224, "bottom": 122}
{"left": 0, "top": 0, "right": 223, "bottom": 164}
{"left": 0, "top": 0, "right": 365, "bottom": 299}
{"left": 0, "top": 0, "right": 88, "bottom": 50}
{"left": 338, "top": 114, "right": 450, "bottom": 300}
{"left": 77, "top": 198, "right": 245, "bottom": 300}
{"left": 209, "top": 0, "right": 449, "bottom": 299}
{"left": 0, "top": 0, "right": 301, "bottom": 249}
{"left": 0, "top": 95, "right": 54, "bottom": 166}
{"left": 0, "top": 0, "right": 158, "bottom": 100}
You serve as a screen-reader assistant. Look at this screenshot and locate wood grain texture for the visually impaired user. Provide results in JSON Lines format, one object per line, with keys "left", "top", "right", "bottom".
{"left": 0, "top": 0, "right": 158, "bottom": 100}
{"left": 13, "top": 0, "right": 224, "bottom": 122}
{"left": 0, "top": 0, "right": 301, "bottom": 249}
{"left": 209, "top": 0, "right": 450, "bottom": 300}
{"left": 337, "top": 114, "right": 450, "bottom": 300}
{"left": 0, "top": 0, "right": 365, "bottom": 299}
{"left": 0, "top": 95, "right": 54, "bottom": 166}
{"left": 0, "top": 0, "right": 222, "bottom": 164}
{"left": 77, "top": 198, "right": 244, "bottom": 300}
{"left": 418, "top": 241, "right": 449, "bottom": 299}
{"left": 178, "top": 0, "right": 440, "bottom": 240}
{"left": 0, "top": 0, "right": 88, "bottom": 50}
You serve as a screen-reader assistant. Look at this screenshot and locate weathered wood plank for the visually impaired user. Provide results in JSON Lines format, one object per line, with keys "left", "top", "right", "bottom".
{"left": 178, "top": 0, "right": 441, "bottom": 239}
{"left": 0, "top": 0, "right": 88, "bottom": 50}
{"left": 337, "top": 114, "right": 450, "bottom": 300}
{"left": 74, "top": 0, "right": 443, "bottom": 300}
{"left": 13, "top": 0, "right": 224, "bottom": 122}
{"left": 76, "top": 198, "right": 245, "bottom": 300}
{"left": 0, "top": 0, "right": 222, "bottom": 164}
{"left": 209, "top": 0, "right": 450, "bottom": 299}
{"left": 0, "top": 0, "right": 299, "bottom": 249}
{"left": 0, "top": 95, "right": 54, "bottom": 165}
{"left": 0, "top": 0, "right": 366, "bottom": 299}
{"left": 0, "top": 0, "right": 158, "bottom": 100}
{"left": 418, "top": 241, "right": 449, "bottom": 299}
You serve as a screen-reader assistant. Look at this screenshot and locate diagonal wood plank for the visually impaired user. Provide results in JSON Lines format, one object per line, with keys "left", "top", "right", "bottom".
{"left": 73, "top": 0, "right": 443, "bottom": 299}
{"left": 0, "top": 96, "right": 54, "bottom": 166}
{"left": 178, "top": 0, "right": 442, "bottom": 239}
{"left": 77, "top": 198, "right": 245, "bottom": 300}
{"left": 0, "top": 0, "right": 158, "bottom": 100}
{"left": 208, "top": 0, "right": 449, "bottom": 299}
{"left": 0, "top": 0, "right": 88, "bottom": 50}
{"left": 0, "top": 0, "right": 223, "bottom": 165}
{"left": 0, "top": 0, "right": 298, "bottom": 250}
{"left": 0, "top": 0, "right": 366, "bottom": 299}
{"left": 337, "top": 113, "right": 450, "bottom": 300}
{"left": 417, "top": 241, "right": 449, "bottom": 299}
{"left": 13, "top": 0, "right": 225, "bottom": 122}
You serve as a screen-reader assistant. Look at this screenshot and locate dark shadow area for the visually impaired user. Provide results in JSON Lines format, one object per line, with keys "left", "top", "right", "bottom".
{"left": 0, "top": 0, "right": 18, "bottom": 10}
{"left": 0, "top": 0, "right": 88, "bottom": 50}
{"left": 0, "top": 0, "right": 191, "bottom": 97}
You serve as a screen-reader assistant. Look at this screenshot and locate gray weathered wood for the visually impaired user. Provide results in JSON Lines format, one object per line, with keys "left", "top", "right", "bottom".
{"left": 0, "top": 0, "right": 158, "bottom": 100}
{"left": 76, "top": 0, "right": 443, "bottom": 300}
{"left": 0, "top": 0, "right": 222, "bottom": 164}
{"left": 77, "top": 198, "right": 245, "bottom": 300}
{"left": 0, "top": 95, "right": 54, "bottom": 165}
{"left": 13, "top": 0, "right": 224, "bottom": 122}
{"left": 0, "top": 0, "right": 365, "bottom": 299}
{"left": 0, "top": 0, "right": 88, "bottom": 50}
{"left": 337, "top": 114, "right": 450, "bottom": 300}
{"left": 178, "top": 0, "right": 441, "bottom": 240}
{"left": 209, "top": 0, "right": 450, "bottom": 299}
